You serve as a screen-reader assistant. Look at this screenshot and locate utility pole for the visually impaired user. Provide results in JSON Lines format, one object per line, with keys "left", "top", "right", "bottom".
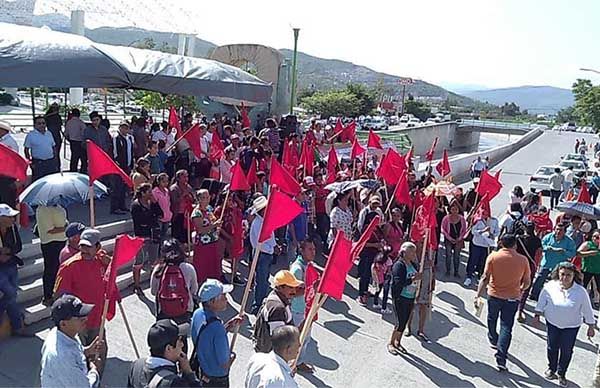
{"left": 289, "top": 28, "right": 300, "bottom": 116}
{"left": 398, "top": 77, "right": 414, "bottom": 116}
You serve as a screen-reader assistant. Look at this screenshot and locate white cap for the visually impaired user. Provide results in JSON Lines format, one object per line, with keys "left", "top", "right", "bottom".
{"left": 0, "top": 204, "right": 19, "bottom": 217}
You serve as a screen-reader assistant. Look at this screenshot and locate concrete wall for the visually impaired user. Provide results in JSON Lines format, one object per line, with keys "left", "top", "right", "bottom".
{"left": 388, "top": 122, "right": 481, "bottom": 159}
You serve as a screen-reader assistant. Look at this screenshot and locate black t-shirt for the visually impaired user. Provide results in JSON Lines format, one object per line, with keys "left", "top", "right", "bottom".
{"left": 131, "top": 200, "right": 163, "bottom": 237}
{"left": 516, "top": 234, "right": 542, "bottom": 265}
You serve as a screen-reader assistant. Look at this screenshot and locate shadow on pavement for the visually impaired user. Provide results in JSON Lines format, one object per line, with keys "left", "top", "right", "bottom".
{"left": 401, "top": 352, "right": 476, "bottom": 387}
{"left": 102, "top": 357, "right": 133, "bottom": 387}
{"left": 321, "top": 299, "right": 364, "bottom": 324}
{"left": 0, "top": 334, "right": 44, "bottom": 387}
{"left": 435, "top": 290, "right": 487, "bottom": 328}
{"left": 322, "top": 319, "right": 360, "bottom": 340}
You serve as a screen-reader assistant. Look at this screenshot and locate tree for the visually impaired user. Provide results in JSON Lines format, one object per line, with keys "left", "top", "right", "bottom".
{"left": 300, "top": 90, "right": 360, "bottom": 118}
{"left": 573, "top": 79, "right": 600, "bottom": 130}
{"left": 345, "top": 83, "right": 377, "bottom": 116}
{"left": 556, "top": 106, "right": 577, "bottom": 123}
{"left": 501, "top": 102, "right": 521, "bottom": 117}
{"left": 404, "top": 99, "right": 431, "bottom": 121}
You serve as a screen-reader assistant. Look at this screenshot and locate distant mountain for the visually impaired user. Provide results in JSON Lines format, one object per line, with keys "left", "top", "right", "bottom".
{"left": 439, "top": 82, "right": 490, "bottom": 94}
{"left": 464, "top": 86, "right": 574, "bottom": 114}
{"left": 279, "top": 49, "right": 475, "bottom": 106}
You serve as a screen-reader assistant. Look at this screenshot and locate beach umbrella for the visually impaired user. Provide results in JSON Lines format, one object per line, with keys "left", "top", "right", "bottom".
{"left": 555, "top": 201, "right": 600, "bottom": 220}
{"left": 324, "top": 179, "right": 380, "bottom": 194}
{"left": 19, "top": 172, "right": 108, "bottom": 208}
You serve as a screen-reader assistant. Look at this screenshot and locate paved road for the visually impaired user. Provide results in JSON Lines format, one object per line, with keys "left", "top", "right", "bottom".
{"left": 1, "top": 130, "right": 599, "bottom": 388}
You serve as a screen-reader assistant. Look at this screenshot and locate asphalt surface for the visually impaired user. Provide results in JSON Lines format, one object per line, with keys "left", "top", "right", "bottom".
{"left": 1, "top": 130, "right": 600, "bottom": 388}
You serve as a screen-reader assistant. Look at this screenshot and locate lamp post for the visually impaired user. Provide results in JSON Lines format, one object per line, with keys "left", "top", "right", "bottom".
{"left": 580, "top": 68, "right": 600, "bottom": 75}
{"left": 289, "top": 28, "right": 300, "bottom": 115}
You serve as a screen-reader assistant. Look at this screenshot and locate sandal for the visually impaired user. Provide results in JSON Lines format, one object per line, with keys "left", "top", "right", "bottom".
{"left": 387, "top": 344, "right": 400, "bottom": 355}
{"left": 395, "top": 344, "right": 408, "bottom": 354}
{"left": 417, "top": 332, "right": 430, "bottom": 342}
{"left": 404, "top": 330, "right": 413, "bottom": 337}
{"left": 516, "top": 315, "right": 526, "bottom": 324}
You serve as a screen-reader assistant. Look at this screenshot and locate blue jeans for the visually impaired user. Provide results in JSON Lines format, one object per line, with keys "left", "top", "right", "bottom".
{"left": 0, "top": 265, "right": 22, "bottom": 331}
{"left": 530, "top": 267, "right": 551, "bottom": 301}
{"left": 487, "top": 296, "right": 519, "bottom": 366}
{"left": 546, "top": 321, "right": 579, "bottom": 377}
{"left": 466, "top": 244, "right": 488, "bottom": 278}
{"left": 251, "top": 252, "right": 273, "bottom": 313}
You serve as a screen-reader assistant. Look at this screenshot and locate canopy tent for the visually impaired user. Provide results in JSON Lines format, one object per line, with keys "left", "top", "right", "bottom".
{"left": 0, "top": 22, "right": 272, "bottom": 103}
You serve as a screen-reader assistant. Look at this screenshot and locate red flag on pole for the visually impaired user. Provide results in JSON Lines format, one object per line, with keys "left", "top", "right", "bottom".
{"left": 376, "top": 150, "right": 405, "bottom": 185}
{"left": 168, "top": 106, "right": 182, "bottom": 138}
{"left": 435, "top": 149, "right": 451, "bottom": 177}
{"left": 246, "top": 158, "right": 258, "bottom": 186}
{"left": 387, "top": 148, "right": 407, "bottom": 170}
{"left": 405, "top": 146, "right": 414, "bottom": 167}
{"left": 317, "top": 230, "right": 353, "bottom": 300}
{"left": 299, "top": 138, "right": 315, "bottom": 177}
{"left": 409, "top": 192, "right": 437, "bottom": 244}
{"left": 103, "top": 234, "right": 144, "bottom": 320}
{"left": 0, "top": 143, "right": 29, "bottom": 181}
{"left": 270, "top": 158, "right": 301, "bottom": 196}
{"left": 424, "top": 137, "right": 439, "bottom": 161}
{"left": 282, "top": 140, "right": 300, "bottom": 174}
{"left": 577, "top": 182, "right": 592, "bottom": 204}
{"left": 258, "top": 190, "right": 303, "bottom": 243}
{"left": 230, "top": 162, "right": 250, "bottom": 191}
{"left": 342, "top": 121, "right": 357, "bottom": 142}
{"left": 181, "top": 124, "right": 203, "bottom": 159}
{"left": 87, "top": 140, "right": 133, "bottom": 188}
{"left": 210, "top": 131, "right": 225, "bottom": 161}
{"left": 350, "top": 138, "right": 366, "bottom": 160}
{"left": 304, "top": 263, "right": 320, "bottom": 320}
{"left": 476, "top": 170, "right": 503, "bottom": 200}
{"left": 392, "top": 172, "right": 411, "bottom": 207}
{"left": 350, "top": 215, "right": 381, "bottom": 259}
{"left": 240, "top": 102, "right": 251, "bottom": 129}
{"left": 367, "top": 130, "right": 383, "bottom": 149}
{"left": 472, "top": 193, "right": 491, "bottom": 224}
{"left": 326, "top": 145, "right": 338, "bottom": 184}
{"left": 334, "top": 118, "right": 344, "bottom": 138}
{"left": 413, "top": 189, "right": 424, "bottom": 210}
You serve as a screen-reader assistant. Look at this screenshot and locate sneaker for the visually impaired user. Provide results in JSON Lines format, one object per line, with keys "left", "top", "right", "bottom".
{"left": 357, "top": 296, "right": 367, "bottom": 306}
{"left": 558, "top": 376, "right": 567, "bottom": 387}
{"left": 381, "top": 308, "right": 393, "bottom": 315}
{"left": 463, "top": 277, "right": 472, "bottom": 287}
{"left": 490, "top": 343, "right": 498, "bottom": 350}
{"left": 497, "top": 363, "right": 508, "bottom": 372}
{"left": 544, "top": 369, "right": 558, "bottom": 380}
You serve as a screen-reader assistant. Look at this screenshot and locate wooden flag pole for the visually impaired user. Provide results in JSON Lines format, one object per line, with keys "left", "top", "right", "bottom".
{"left": 217, "top": 189, "right": 231, "bottom": 224}
{"left": 97, "top": 298, "right": 110, "bottom": 343}
{"left": 352, "top": 158, "right": 357, "bottom": 180}
{"left": 290, "top": 292, "right": 327, "bottom": 372}
{"left": 118, "top": 301, "right": 140, "bottom": 358}
{"left": 384, "top": 183, "right": 397, "bottom": 216}
{"left": 89, "top": 185, "right": 96, "bottom": 228}
{"left": 229, "top": 242, "right": 263, "bottom": 351}
{"left": 415, "top": 229, "right": 430, "bottom": 299}
{"left": 186, "top": 211, "right": 192, "bottom": 259}
{"left": 165, "top": 125, "right": 195, "bottom": 153}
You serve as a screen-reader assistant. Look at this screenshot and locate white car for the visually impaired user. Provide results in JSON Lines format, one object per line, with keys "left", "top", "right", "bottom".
{"left": 562, "top": 153, "right": 588, "bottom": 166}
{"left": 529, "top": 165, "right": 562, "bottom": 195}
{"left": 406, "top": 117, "right": 421, "bottom": 128}
{"left": 558, "top": 159, "right": 588, "bottom": 177}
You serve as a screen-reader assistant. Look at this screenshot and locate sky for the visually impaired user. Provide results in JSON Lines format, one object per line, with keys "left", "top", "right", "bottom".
{"left": 27, "top": 0, "right": 600, "bottom": 90}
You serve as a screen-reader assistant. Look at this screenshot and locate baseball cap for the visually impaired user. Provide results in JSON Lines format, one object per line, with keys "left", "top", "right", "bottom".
{"left": 231, "top": 134, "right": 240, "bottom": 140}
{"left": 273, "top": 270, "right": 302, "bottom": 288}
{"left": 303, "top": 176, "right": 316, "bottom": 186}
{"left": 79, "top": 228, "right": 101, "bottom": 247}
{"left": 198, "top": 278, "right": 233, "bottom": 302}
{"left": 0, "top": 204, "right": 19, "bottom": 217}
{"left": 147, "top": 319, "right": 185, "bottom": 351}
{"left": 65, "top": 222, "right": 86, "bottom": 238}
{"left": 51, "top": 294, "right": 94, "bottom": 325}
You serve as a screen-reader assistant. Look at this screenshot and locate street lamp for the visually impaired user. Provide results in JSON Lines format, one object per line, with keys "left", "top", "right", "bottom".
{"left": 289, "top": 28, "right": 300, "bottom": 115}
{"left": 580, "top": 68, "right": 600, "bottom": 75}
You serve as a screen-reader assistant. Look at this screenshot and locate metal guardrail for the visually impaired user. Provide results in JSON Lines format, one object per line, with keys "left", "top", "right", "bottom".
{"left": 356, "top": 130, "right": 412, "bottom": 152}
{"left": 459, "top": 119, "right": 534, "bottom": 130}
{"left": 0, "top": 111, "right": 136, "bottom": 131}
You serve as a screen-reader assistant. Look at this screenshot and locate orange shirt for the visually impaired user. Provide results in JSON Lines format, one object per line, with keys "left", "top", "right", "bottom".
{"left": 484, "top": 248, "right": 531, "bottom": 300}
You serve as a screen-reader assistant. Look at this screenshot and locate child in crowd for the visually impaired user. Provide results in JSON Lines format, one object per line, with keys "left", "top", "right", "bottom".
{"left": 372, "top": 247, "right": 393, "bottom": 314}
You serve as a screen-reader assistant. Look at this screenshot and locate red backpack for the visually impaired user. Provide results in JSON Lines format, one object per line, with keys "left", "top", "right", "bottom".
{"left": 157, "top": 263, "right": 190, "bottom": 318}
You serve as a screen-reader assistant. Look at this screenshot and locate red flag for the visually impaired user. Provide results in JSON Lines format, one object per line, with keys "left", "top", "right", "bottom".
{"left": 210, "top": 131, "right": 225, "bottom": 161}
{"left": 392, "top": 172, "right": 411, "bottom": 207}
{"left": 376, "top": 149, "right": 404, "bottom": 185}
{"left": 342, "top": 121, "right": 357, "bottom": 142}
{"left": 425, "top": 137, "right": 439, "bottom": 161}
{"left": 413, "top": 189, "right": 424, "bottom": 210}
{"left": 577, "top": 182, "right": 592, "bottom": 204}
{"left": 168, "top": 106, "right": 182, "bottom": 138}
{"left": 409, "top": 192, "right": 437, "bottom": 243}
{"left": 476, "top": 170, "right": 503, "bottom": 200}
{"left": 350, "top": 138, "right": 366, "bottom": 160}
{"left": 435, "top": 149, "right": 451, "bottom": 177}
{"left": 240, "top": 102, "right": 251, "bottom": 129}
{"left": 270, "top": 158, "right": 301, "bottom": 196}
{"left": 317, "top": 230, "right": 353, "bottom": 300}
{"left": 282, "top": 140, "right": 300, "bottom": 174}
{"left": 0, "top": 143, "right": 29, "bottom": 181}
{"left": 334, "top": 118, "right": 344, "bottom": 138}
{"left": 326, "top": 145, "right": 338, "bottom": 184}
{"left": 103, "top": 234, "right": 144, "bottom": 320}
{"left": 405, "top": 146, "right": 414, "bottom": 167}
{"left": 304, "top": 262, "right": 319, "bottom": 320}
{"left": 367, "top": 130, "right": 383, "bottom": 149}
{"left": 259, "top": 190, "right": 303, "bottom": 243}
{"left": 230, "top": 162, "right": 250, "bottom": 191}
{"left": 246, "top": 158, "right": 258, "bottom": 186}
{"left": 180, "top": 124, "right": 203, "bottom": 159}
{"left": 350, "top": 215, "right": 381, "bottom": 259}
{"left": 472, "top": 193, "right": 491, "bottom": 224}
{"left": 387, "top": 148, "right": 407, "bottom": 170}
{"left": 299, "top": 138, "right": 315, "bottom": 177}
{"left": 87, "top": 141, "right": 133, "bottom": 188}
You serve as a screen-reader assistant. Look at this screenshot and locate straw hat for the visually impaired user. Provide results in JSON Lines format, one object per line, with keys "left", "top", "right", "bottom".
{"left": 250, "top": 195, "right": 268, "bottom": 215}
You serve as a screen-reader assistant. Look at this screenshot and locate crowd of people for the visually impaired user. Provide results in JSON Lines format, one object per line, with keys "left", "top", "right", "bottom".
{"left": 0, "top": 106, "right": 599, "bottom": 387}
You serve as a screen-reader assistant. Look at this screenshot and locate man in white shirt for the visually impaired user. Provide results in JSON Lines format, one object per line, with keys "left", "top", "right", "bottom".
{"left": 548, "top": 167, "right": 564, "bottom": 210}
{"left": 245, "top": 325, "right": 300, "bottom": 388}
{"left": 464, "top": 208, "right": 500, "bottom": 287}
{"left": 64, "top": 109, "right": 87, "bottom": 172}
{"left": 561, "top": 166, "right": 574, "bottom": 201}
{"left": 24, "top": 115, "right": 58, "bottom": 181}
{"left": 151, "top": 122, "right": 175, "bottom": 155}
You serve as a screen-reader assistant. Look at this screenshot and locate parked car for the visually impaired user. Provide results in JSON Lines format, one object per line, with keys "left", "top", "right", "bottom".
{"left": 558, "top": 159, "right": 588, "bottom": 176}
{"left": 399, "top": 115, "right": 410, "bottom": 124}
{"left": 362, "top": 117, "right": 389, "bottom": 131}
{"left": 529, "top": 165, "right": 563, "bottom": 195}
{"left": 566, "top": 122, "right": 577, "bottom": 131}
{"left": 406, "top": 117, "right": 421, "bottom": 128}
{"left": 562, "top": 153, "right": 588, "bottom": 166}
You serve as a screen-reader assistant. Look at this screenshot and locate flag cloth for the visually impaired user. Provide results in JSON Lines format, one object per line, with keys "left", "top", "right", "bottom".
{"left": 387, "top": 148, "right": 407, "bottom": 170}
{"left": 299, "top": 138, "right": 315, "bottom": 177}
{"left": 246, "top": 158, "right": 258, "bottom": 186}
{"left": 392, "top": 172, "right": 411, "bottom": 208}
{"left": 342, "top": 121, "right": 357, "bottom": 142}
{"left": 577, "top": 182, "right": 592, "bottom": 204}
{"left": 326, "top": 145, "right": 338, "bottom": 184}
{"left": 350, "top": 215, "right": 381, "bottom": 259}
{"left": 168, "top": 106, "right": 182, "bottom": 138}
{"left": 87, "top": 141, "right": 133, "bottom": 188}
{"left": 0, "top": 143, "right": 29, "bottom": 181}
{"left": 376, "top": 149, "right": 404, "bottom": 185}
{"left": 350, "top": 139, "right": 366, "bottom": 160}
{"left": 334, "top": 118, "right": 344, "bottom": 139}
{"left": 270, "top": 158, "right": 301, "bottom": 196}
{"left": 258, "top": 190, "right": 303, "bottom": 243}
{"left": 230, "top": 162, "right": 250, "bottom": 191}
{"left": 304, "top": 262, "right": 320, "bottom": 321}
{"left": 282, "top": 140, "right": 300, "bottom": 174}
{"left": 367, "top": 130, "right": 383, "bottom": 149}
{"left": 317, "top": 230, "right": 353, "bottom": 300}
{"left": 181, "top": 124, "right": 203, "bottom": 159}
{"left": 103, "top": 234, "right": 144, "bottom": 320}
{"left": 413, "top": 189, "right": 424, "bottom": 210}
{"left": 476, "top": 170, "right": 503, "bottom": 200}
{"left": 210, "top": 130, "right": 225, "bottom": 161}
{"left": 472, "top": 193, "right": 491, "bottom": 224}
{"left": 409, "top": 192, "right": 437, "bottom": 244}
{"left": 405, "top": 146, "right": 414, "bottom": 166}
{"left": 424, "top": 137, "right": 439, "bottom": 161}
{"left": 240, "top": 102, "right": 251, "bottom": 129}
{"left": 435, "top": 149, "right": 451, "bottom": 177}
